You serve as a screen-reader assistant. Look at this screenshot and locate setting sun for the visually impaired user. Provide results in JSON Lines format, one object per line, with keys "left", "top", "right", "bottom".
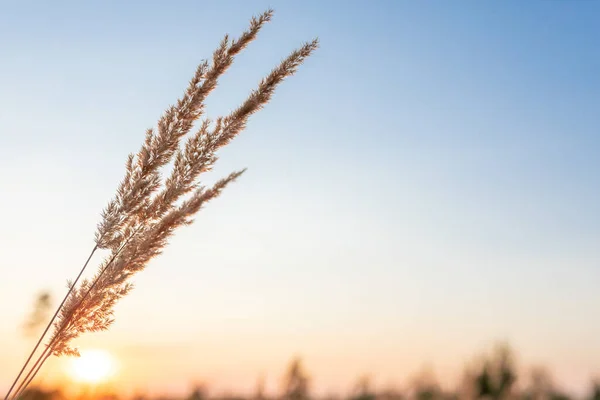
{"left": 68, "top": 349, "right": 116, "bottom": 384}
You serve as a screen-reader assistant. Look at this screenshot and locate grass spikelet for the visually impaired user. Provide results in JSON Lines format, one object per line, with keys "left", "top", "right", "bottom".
{"left": 5, "top": 9, "right": 317, "bottom": 400}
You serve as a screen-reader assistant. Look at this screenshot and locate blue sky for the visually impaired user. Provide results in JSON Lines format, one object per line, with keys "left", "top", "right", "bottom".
{"left": 0, "top": 0, "right": 599, "bottom": 395}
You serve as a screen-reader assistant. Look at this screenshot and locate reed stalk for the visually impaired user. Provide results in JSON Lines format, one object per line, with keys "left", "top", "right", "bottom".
{"left": 5, "top": 9, "right": 317, "bottom": 400}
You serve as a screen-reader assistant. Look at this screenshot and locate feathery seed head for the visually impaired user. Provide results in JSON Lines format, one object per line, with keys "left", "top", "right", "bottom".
{"left": 49, "top": 9, "right": 316, "bottom": 359}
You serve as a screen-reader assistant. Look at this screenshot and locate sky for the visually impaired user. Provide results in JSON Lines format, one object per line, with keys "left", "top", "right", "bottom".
{"left": 0, "top": 0, "right": 599, "bottom": 397}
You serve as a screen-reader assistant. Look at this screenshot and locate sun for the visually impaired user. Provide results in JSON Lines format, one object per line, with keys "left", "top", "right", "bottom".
{"left": 68, "top": 349, "right": 116, "bottom": 384}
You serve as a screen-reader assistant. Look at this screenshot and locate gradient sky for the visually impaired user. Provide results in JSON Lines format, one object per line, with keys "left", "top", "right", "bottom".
{"left": 1, "top": 0, "right": 599, "bottom": 397}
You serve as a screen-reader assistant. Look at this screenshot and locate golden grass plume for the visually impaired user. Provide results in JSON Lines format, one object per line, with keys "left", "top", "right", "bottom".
{"left": 6, "top": 9, "right": 317, "bottom": 400}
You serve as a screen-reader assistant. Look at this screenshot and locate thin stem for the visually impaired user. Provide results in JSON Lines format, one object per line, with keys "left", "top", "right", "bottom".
{"left": 67, "top": 227, "right": 141, "bottom": 326}
{"left": 10, "top": 228, "right": 142, "bottom": 400}
{"left": 3, "top": 245, "right": 98, "bottom": 400}
{"left": 10, "top": 345, "right": 50, "bottom": 400}
{"left": 11, "top": 352, "right": 51, "bottom": 400}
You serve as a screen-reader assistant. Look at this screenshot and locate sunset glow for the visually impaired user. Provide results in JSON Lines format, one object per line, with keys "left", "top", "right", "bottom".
{"left": 0, "top": 1, "right": 599, "bottom": 399}
{"left": 68, "top": 349, "right": 116, "bottom": 384}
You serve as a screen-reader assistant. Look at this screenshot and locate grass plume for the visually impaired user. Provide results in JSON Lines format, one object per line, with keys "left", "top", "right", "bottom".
{"left": 5, "top": 9, "right": 317, "bottom": 400}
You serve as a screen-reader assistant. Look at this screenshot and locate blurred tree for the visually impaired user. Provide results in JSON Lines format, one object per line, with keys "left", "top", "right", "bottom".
{"left": 521, "top": 367, "right": 571, "bottom": 400}
{"left": 458, "top": 367, "right": 478, "bottom": 400}
{"left": 187, "top": 384, "right": 208, "bottom": 400}
{"left": 254, "top": 375, "right": 266, "bottom": 400}
{"left": 378, "top": 387, "right": 405, "bottom": 400}
{"left": 549, "top": 393, "right": 571, "bottom": 400}
{"left": 409, "top": 367, "right": 442, "bottom": 400}
{"left": 350, "top": 375, "right": 376, "bottom": 400}
{"left": 282, "top": 358, "right": 310, "bottom": 400}
{"left": 20, "top": 387, "right": 64, "bottom": 400}
{"left": 22, "top": 291, "right": 52, "bottom": 338}
{"left": 590, "top": 381, "right": 600, "bottom": 400}
{"left": 526, "top": 367, "right": 554, "bottom": 400}
{"left": 473, "top": 343, "right": 516, "bottom": 399}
